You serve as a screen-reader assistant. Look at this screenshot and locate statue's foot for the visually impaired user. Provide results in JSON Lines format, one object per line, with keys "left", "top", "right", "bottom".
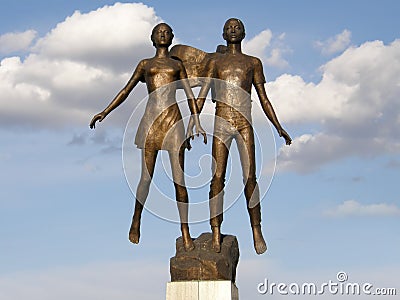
{"left": 252, "top": 224, "right": 267, "bottom": 255}
{"left": 181, "top": 225, "right": 195, "bottom": 251}
{"left": 128, "top": 224, "right": 140, "bottom": 244}
{"left": 182, "top": 233, "right": 195, "bottom": 252}
{"left": 211, "top": 226, "right": 221, "bottom": 253}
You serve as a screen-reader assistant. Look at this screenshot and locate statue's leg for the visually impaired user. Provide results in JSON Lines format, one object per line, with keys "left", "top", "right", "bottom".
{"left": 129, "top": 148, "right": 158, "bottom": 244}
{"left": 168, "top": 147, "right": 195, "bottom": 251}
{"left": 237, "top": 127, "right": 267, "bottom": 254}
{"left": 209, "top": 135, "right": 232, "bottom": 252}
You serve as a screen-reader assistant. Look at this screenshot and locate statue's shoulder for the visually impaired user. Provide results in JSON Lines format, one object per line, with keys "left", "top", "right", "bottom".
{"left": 137, "top": 58, "right": 151, "bottom": 68}
{"left": 243, "top": 53, "right": 263, "bottom": 66}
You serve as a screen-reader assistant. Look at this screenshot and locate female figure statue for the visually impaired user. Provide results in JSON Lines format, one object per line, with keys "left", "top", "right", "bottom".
{"left": 90, "top": 23, "right": 206, "bottom": 251}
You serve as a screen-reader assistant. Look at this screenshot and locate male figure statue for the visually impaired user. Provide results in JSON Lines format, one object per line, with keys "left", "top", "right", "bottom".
{"left": 188, "top": 18, "right": 291, "bottom": 254}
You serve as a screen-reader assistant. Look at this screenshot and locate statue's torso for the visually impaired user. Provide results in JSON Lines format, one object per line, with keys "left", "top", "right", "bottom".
{"left": 134, "top": 57, "right": 185, "bottom": 151}
{"left": 214, "top": 53, "right": 255, "bottom": 94}
{"left": 211, "top": 53, "right": 259, "bottom": 130}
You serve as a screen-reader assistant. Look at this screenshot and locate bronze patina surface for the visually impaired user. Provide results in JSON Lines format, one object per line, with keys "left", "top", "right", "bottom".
{"left": 89, "top": 23, "right": 206, "bottom": 251}
{"left": 170, "top": 233, "right": 239, "bottom": 282}
{"left": 183, "top": 18, "right": 292, "bottom": 255}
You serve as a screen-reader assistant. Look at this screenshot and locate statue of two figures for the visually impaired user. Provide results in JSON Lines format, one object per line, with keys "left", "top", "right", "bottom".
{"left": 90, "top": 19, "right": 291, "bottom": 255}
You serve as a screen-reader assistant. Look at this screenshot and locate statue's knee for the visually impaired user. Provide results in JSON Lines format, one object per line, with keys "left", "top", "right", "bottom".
{"left": 210, "top": 174, "right": 225, "bottom": 192}
{"left": 243, "top": 174, "right": 257, "bottom": 187}
{"left": 139, "top": 176, "right": 152, "bottom": 188}
{"left": 244, "top": 175, "right": 259, "bottom": 202}
{"left": 175, "top": 185, "right": 188, "bottom": 201}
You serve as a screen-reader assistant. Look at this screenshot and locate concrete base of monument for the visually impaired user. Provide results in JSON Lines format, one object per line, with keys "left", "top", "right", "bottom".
{"left": 166, "top": 281, "right": 239, "bottom": 300}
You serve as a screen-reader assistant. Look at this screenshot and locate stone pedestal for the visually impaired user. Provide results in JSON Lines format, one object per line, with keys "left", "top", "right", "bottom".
{"left": 170, "top": 233, "right": 239, "bottom": 282}
{"left": 167, "top": 233, "right": 240, "bottom": 299}
{"left": 166, "top": 281, "right": 238, "bottom": 300}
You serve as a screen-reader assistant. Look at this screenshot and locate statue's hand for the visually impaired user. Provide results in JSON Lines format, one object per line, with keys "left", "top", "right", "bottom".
{"left": 185, "top": 116, "right": 207, "bottom": 150}
{"left": 185, "top": 117, "right": 195, "bottom": 151}
{"left": 278, "top": 128, "right": 292, "bottom": 145}
{"left": 89, "top": 112, "right": 106, "bottom": 129}
{"left": 184, "top": 138, "right": 192, "bottom": 151}
{"left": 196, "top": 124, "right": 207, "bottom": 145}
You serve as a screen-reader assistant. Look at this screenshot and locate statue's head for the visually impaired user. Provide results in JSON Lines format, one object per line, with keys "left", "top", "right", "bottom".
{"left": 151, "top": 23, "right": 174, "bottom": 47}
{"left": 223, "top": 18, "right": 245, "bottom": 43}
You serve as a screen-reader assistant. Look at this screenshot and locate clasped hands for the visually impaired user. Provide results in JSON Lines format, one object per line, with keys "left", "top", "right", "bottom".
{"left": 185, "top": 114, "right": 207, "bottom": 150}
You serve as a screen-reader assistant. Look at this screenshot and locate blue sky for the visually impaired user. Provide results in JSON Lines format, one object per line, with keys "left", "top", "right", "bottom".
{"left": 0, "top": 1, "right": 399, "bottom": 299}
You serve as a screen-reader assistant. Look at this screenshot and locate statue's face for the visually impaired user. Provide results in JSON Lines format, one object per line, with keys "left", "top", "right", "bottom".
{"left": 223, "top": 19, "right": 245, "bottom": 43}
{"left": 152, "top": 24, "right": 173, "bottom": 47}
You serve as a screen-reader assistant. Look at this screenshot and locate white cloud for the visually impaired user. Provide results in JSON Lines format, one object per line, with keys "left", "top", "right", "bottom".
{"left": 267, "top": 39, "right": 400, "bottom": 172}
{"left": 0, "top": 30, "right": 37, "bottom": 54}
{"left": 243, "top": 29, "right": 272, "bottom": 58}
{"left": 33, "top": 3, "right": 160, "bottom": 72}
{"left": 0, "top": 54, "right": 129, "bottom": 128}
{"left": 267, "top": 73, "right": 354, "bottom": 124}
{"left": 1, "top": 5, "right": 399, "bottom": 176}
{"left": 315, "top": 29, "right": 352, "bottom": 55}
{"left": 265, "top": 48, "right": 289, "bottom": 68}
{"left": 275, "top": 133, "right": 346, "bottom": 173}
{"left": 243, "top": 29, "right": 289, "bottom": 68}
{"left": 325, "top": 200, "right": 400, "bottom": 217}
{"left": 0, "top": 3, "right": 160, "bottom": 130}
{"left": 275, "top": 131, "right": 400, "bottom": 173}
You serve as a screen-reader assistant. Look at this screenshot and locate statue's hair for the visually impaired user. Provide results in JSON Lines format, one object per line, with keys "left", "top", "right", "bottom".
{"left": 151, "top": 23, "right": 174, "bottom": 46}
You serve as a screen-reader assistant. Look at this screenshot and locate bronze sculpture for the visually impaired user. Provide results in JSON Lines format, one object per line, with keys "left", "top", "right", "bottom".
{"left": 89, "top": 23, "right": 206, "bottom": 251}
{"left": 185, "top": 18, "right": 292, "bottom": 254}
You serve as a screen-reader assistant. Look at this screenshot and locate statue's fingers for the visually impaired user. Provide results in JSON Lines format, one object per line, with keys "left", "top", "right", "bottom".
{"left": 185, "top": 138, "right": 192, "bottom": 150}
{"left": 203, "top": 133, "right": 207, "bottom": 144}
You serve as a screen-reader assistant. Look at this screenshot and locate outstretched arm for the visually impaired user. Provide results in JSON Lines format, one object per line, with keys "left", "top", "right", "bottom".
{"left": 254, "top": 83, "right": 292, "bottom": 145}
{"left": 89, "top": 61, "right": 144, "bottom": 129}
